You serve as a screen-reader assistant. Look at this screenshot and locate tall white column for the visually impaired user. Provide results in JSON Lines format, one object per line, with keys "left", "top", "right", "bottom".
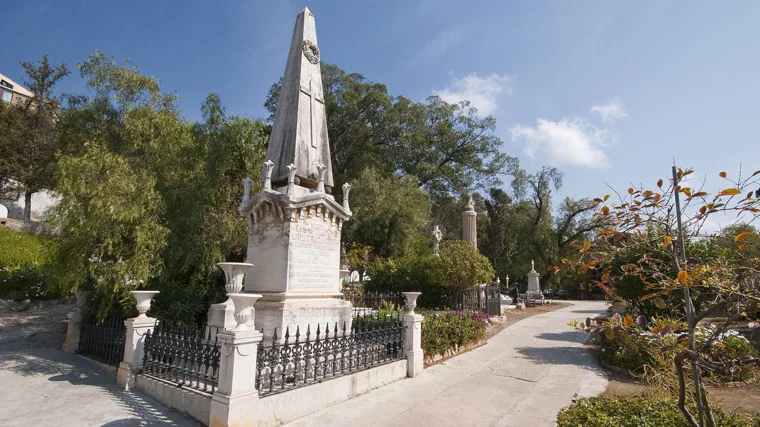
{"left": 117, "top": 291, "right": 159, "bottom": 390}
{"left": 402, "top": 292, "right": 424, "bottom": 378}
{"left": 462, "top": 196, "right": 477, "bottom": 249}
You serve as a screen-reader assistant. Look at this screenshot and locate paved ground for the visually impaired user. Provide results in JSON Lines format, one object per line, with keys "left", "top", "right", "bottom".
{"left": 0, "top": 348, "right": 200, "bottom": 427}
{"left": 286, "top": 300, "right": 608, "bottom": 427}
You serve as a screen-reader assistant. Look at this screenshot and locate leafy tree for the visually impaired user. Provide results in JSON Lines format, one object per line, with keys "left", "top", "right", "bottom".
{"left": 342, "top": 168, "right": 431, "bottom": 258}
{"left": 0, "top": 55, "right": 69, "bottom": 221}
{"left": 570, "top": 167, "right": 760, "bottom": 426}
{"left": 438, "top": 240, "right": 494, "bottom": 296}
{"left": 264, "top": 63, "right": 517, "bottom": 201}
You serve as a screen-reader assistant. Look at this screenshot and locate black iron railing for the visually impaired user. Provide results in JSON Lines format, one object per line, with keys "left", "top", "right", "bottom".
{"left": 78, "top": 315, "right": 126, "bottom": 366}
{"left": 255, "top": 312, "right": 406, "bottom": 396}
{"left": 141, "top": 318, "right": 222, "bottom": 394}
{"left": 348, "top": 290, "right": 406, "bottom": 316}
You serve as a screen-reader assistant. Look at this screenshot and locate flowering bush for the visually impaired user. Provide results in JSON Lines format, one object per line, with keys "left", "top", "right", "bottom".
{"left": 421, "top": 309, "right": 488, "bottom": 357}
{"left": 581, "top": 314, "right": 760, "bottom": 382}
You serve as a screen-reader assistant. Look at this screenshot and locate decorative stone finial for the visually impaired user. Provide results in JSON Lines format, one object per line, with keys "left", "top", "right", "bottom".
{"left": 403, "top": 292, "right": 422, "bottom": 315}
{"left": 227, "top": 293, "right": 262, "bottom": 332}
{"left": 342, "top": 182, "right": 352, "bottom": 212}
{"left": 466, "top": 195, "right": 475, "bottom": 211}
{"left": 131, "top": 291, "right": 159, "bottom": 318}
{"left": 531, "top": 260, "right": 535, "bottom": 272}
{"left": 242, "top": 178, "right": 253, "bottom": 206}
{"left": 216, "top": 262, "right": 254, "bottom": 304}
{"left": 317, "top": 163, "right": 327, "bottom": 193}
{"left": 286, "top": 164, "right": 297, "bottom": 196}
{"left": 263, "top": 160, "right": 274, "bottom": 191}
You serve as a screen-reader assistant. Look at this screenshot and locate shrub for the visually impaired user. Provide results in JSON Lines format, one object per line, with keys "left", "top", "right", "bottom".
{"left": 0, "top": 228, "right": 62, "bottom": 301}
{"left": 420, "top": 309, "right": 488, "bottom": 357}
{"left": 368, "top": 241, "right": 494, "bottom": 309}
{"left": 556, "top": 396, "right": 760, "bottom": 427}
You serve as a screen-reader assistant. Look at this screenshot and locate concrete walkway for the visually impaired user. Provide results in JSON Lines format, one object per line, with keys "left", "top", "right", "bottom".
{"left": 0, "top": 348, "right": 200, "bottom": 427}
{"left": 286, "top": 301, "right": 608, "bottom": 427}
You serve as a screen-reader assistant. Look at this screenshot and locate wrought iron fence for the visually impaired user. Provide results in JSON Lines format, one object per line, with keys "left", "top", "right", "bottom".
{"left": 451, "top": 285, "right": 502, "bottom": 316}
{"left": 141, "top": 318, "right": 222, "bottom": 394}
{"left": 348, "top": 290, "right": 406, "bottom": 316}
{"left": 78, "top": 315, "right": 126, "bottom": 366}
{"left": 255, "top": 311, "right": 406, "bottom": 397}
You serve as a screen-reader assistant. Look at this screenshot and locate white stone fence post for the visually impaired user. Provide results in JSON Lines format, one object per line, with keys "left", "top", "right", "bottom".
{"left": 403, "top": 292, "right": 424, "bottom": 378}
{"left": 117, "top": 291, "right": 160, "bottom": 390}
{"left": 209, "top": 293, "right": 263, "bottom": 427}
{"left": 61, "top": 290, "right": 91, "bottom": 353}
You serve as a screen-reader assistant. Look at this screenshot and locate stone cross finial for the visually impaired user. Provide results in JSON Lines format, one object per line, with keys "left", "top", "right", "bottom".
{"left": 317, "top": 163, "right": 327, "bottom": 193}
{"left": 342, "top": 183, "right": 351, "bottom": 212}
{"left": 286, "top": 164, "right": 298, "bottom": 196}
{"left": 242, "top": 178, "right": 253, "bottom": 205}
{"left": 263, "top": 160, "right": 274, "bottom": 191}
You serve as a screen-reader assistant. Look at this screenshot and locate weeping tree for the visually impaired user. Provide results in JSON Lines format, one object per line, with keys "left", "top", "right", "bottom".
{"left": 570, "top": 166, "right": 760, "bottom": 426}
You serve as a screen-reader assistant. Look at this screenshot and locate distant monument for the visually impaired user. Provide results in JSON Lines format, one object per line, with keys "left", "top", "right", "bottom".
{"left": 526, "top": 260, "right": 543, "bottom": 299}
{"left": 432, "top": 225, "right": 442, "bottom": 257}
{"left": 462, "top": 196, "right": 477, "bottom": 249}
{"left": 239, "top": 7, "right": 352, "bottom": 339}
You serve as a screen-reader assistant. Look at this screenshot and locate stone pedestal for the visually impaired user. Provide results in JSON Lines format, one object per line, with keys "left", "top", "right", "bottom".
{"left": 61, "top": 310, "right": 83, "bottom": 353}
{"left": 241, "top": 186, "right": 352, "bottom": 339}
{"left": 526, "top": 261, "right": 543, "bottom": 300}
{"left": 117, "top": 316, "right": 158, "bottom": 390}
{"left": 209, "top": 329, "right": 264, "bottom": 427}
{"left": 404, "top": 313, "right": 424, "bottom": 377}
{"left": 206, "top": 302, "right": 237, "bottom": 335}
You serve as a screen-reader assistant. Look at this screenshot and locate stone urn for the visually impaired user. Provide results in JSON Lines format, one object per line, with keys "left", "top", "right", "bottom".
{"left": 339, "top": 269, "right": 351, "bottom": 285}
{"left": 131, "top": 291, "right": 159, "bottom": 318}
{"left": 228, "top": 293, "right": 262, "bottom": 331}
{"left": 403, "top": 292, "right": 422, "bottom": 315}
{"left": 216, "top": 262, "right": 254, "bottom": 303}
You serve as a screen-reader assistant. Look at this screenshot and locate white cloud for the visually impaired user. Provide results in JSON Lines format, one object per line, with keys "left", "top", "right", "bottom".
{"left": 591, "top": 97, "right": 627, "bottom": 123}
{"left": 415, "top": 28, "right": 461, "bottom": 59}
{"left": 433, "top": 73, "right": 512, "bottom": 116}
{"left": 511, "top": 118, "right": 614, "bottom": 168}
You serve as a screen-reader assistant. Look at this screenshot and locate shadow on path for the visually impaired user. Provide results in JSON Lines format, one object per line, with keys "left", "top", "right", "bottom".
{"left": 1, "top": 348, "right": 198, "bottom": 426}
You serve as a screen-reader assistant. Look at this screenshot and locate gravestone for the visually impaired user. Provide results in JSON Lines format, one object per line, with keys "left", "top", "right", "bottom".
{"left": 239, "top": 8, "right": 352, "bottom": 339}
{"left": 526, "top": 260, "right": 543, "bottom": 299}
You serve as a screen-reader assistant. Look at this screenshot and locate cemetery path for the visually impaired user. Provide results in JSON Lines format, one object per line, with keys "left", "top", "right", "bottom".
{"left": 286, "top": 300, "right": 608, "bottom": 427}
{"left": 0, "top": 348, "right": 201, "bottom": 427}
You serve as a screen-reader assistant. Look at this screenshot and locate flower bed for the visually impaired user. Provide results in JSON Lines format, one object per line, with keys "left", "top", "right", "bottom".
{"left": 420, "top": 309, "right": 488, "bottom": 364}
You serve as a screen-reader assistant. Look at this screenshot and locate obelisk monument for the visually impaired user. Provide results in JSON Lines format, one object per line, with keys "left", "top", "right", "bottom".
{"left": 239, "top": 7, "right": 352, "bottom": 339}
{"left": 265, "top": 7, "right": 334, "bottom": 192}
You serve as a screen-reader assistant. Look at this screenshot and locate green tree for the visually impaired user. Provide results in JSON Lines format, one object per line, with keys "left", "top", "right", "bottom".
{"left": 0, "top": 55, "right": 69, "bottom": 221}
{"left": 342, "top": 168, "right": 431, "bottom": 258}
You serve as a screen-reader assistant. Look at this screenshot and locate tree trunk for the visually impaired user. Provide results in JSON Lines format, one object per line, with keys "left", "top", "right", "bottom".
{"left": 23, "top": 190, "right": 33, "bottom": 222}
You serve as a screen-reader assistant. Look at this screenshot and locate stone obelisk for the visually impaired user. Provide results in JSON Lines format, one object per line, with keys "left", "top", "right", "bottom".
{"left": 239, "top": 7, "right": 352, "bottom": 340}
{"left": 265, "top": 7, "right": 334, "bottom": 192}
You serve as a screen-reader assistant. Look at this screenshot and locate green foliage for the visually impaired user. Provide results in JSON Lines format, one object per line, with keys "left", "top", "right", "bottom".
{"left": 556, "top": 396, "right": 760, "bottom": 427}
{"left": 420, "top": 309, "right": 488, "bottom": 357}
{"left": 0, "top": 228, "right": 62, "bottom": 301}
{"left": 342, "top": 168, "right": 431, "bottom": 258}
{"left": 54, "top": 52, "right": 266, "bottom": 322}
{"left": 368, "top": 241, "right": 494, "bottom": 308}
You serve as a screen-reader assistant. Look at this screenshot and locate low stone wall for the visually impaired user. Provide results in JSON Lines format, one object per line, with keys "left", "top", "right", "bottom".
{"left": 134, "top": 360, "right": 407, "bottom": 426}
{"left": 134, "top": 374, "right": 212, "bottom": 425}
{"left": 256, "top": 359, "right": 408, "bottom": 426}
{"left": 424, "top": 340, "right": 487, "bottom": 366}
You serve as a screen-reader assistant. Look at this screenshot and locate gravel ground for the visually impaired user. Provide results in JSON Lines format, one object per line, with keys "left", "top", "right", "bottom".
{"left": 0, "top": 299, "right": 73, "bottom": 352}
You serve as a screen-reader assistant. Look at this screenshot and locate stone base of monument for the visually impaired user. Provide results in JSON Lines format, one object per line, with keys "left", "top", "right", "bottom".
{"left": 254, "top": 293, "right": 353, "bottom": 341}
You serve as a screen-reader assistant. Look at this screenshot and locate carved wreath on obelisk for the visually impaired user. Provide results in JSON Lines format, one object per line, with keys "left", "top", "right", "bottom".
{"left": 302, "top": 40, "right": 320, "bottom": 64}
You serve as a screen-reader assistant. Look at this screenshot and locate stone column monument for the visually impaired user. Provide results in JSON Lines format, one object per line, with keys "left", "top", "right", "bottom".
{"left": 239, "top": 7, "right": 352, "bottom": 339}
{"left": 462, "top": 195, "right": 477, "bottom": 249}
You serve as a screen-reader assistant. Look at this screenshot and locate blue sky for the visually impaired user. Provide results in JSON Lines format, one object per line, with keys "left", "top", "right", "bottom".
{"left": 3, "top": 1, "right": 759, "bottom": 229}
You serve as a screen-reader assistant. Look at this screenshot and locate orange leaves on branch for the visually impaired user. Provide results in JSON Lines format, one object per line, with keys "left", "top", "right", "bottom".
{"left": 628, "top": 188, "right": 634, "bottom": 195}
{"left": 602, "top": 206, "right": 610, "bottom": 216}
{"left": 653, "top": 296, "right": 667, "bottom": 309}
{"left": 657, "top": 179, "right": 663, "bottom": 188}
{"left": 663, "top": 236, "right": 672, "bottom": 247}
{"left": 735, "top": 231, "right": 752, "bottom": 243}
{"left": 624, "top": 314, "right": 634, "bottom": 327}
{"left": 604, "top": 194, "right": 610, "bottom": 201}
{"left": 681, "top": 187, "right": 692, "bottom": 197}
{"left": 677, "top": 271, "right": 688, "bottom": 286}
{"left": 582, "top": 241, "right": 591, "bottom": 253}
{"left": 752, "top": 170, "right": 760, "bottom": 177}
{"left": 739, "top": 244, "right": 748, "bottom": 251}
{"left": 718, "top": 188, "right": 741, "bottom": 197}
{"left": 692, "top": 191, "right": 707, "bottom": 198}
{"left": 719, "top": 171, "right": 727, "bottom": 178}
{"left": 604, "top": 328, "right": 615, "bottom": 340}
